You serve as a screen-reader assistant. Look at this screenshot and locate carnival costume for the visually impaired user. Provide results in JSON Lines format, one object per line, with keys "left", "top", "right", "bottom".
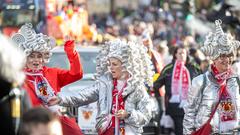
{"left": 11, "top": 23, "right": 83, "bottom": 135}
{"left": 56, "top": 40, "right": 154, "bottom": 135}
{"left": 183, "top": 20, "right": 240, "bottom": 134}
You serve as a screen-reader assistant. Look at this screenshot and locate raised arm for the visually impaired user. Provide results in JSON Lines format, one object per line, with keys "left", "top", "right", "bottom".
{"left": 57, "top": 40, "right": 83, "bottom": 87}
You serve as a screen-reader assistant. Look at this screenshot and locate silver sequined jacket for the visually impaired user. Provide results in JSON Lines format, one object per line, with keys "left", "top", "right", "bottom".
{"left": 57, "top": 73, "right": 153, "bottom": 134}
{"left": 183, "top": 71, "right": 240, "bottom": 135}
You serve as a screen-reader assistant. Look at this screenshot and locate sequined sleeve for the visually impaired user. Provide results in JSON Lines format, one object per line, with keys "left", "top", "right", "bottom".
{"left": 57, "top": 81, "right": 100, "bottom": 107}
{"left": 183, "top": 74, "right": 205, "bottom": 134}
{"left": 125, "top": 89, "right": 153, "bottom": 127}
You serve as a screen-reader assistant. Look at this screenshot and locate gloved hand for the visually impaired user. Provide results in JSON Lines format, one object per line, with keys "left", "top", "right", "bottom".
{"left": 63, "top": 36, "right": 77, "bottom": 57}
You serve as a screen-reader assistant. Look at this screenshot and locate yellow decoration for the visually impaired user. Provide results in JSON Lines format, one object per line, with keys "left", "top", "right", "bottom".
{"left": 153, "top": 73, "right": 160, "bottom": 82}
{"left": 11, "top": 98, "right": 20, "bottom": 118}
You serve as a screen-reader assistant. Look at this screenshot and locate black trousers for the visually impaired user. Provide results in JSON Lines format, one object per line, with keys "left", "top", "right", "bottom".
{"left": 170, "top": 115, "right": 183, "bottom": 135}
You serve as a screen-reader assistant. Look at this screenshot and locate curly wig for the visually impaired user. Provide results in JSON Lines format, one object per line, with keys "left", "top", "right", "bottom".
{"left": 96, "top": 39, "right": 154, "bottom": 94}
{"left": 11, "top": 23, "right": 55, "bottom": 56}
{"left": 201, "top": 19, "right": 240, "bottom": 60}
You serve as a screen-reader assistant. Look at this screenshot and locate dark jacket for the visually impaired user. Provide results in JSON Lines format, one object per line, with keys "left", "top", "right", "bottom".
{"left": 0, "top": 85, "right": 31, "bottom": 135}
{"left": 153, "top": 60, "right": 201, "bottom": 116}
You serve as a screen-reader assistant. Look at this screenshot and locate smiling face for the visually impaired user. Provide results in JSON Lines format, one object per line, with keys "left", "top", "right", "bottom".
{"left": 26, "top": 52, "right": 44, "bottom": 70}
{"left": 213, "top": 53, "right": 234, "bottom": 73}
{"left": 108, "top": 57, "right": 127, "bottom": 80}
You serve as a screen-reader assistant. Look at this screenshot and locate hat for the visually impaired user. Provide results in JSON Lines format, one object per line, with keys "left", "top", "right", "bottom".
{"left": 11, "top": 23, "right": 48, "bottom": 56}
{"left": 107, "top": 39, "right": 128, "bottom": 63}
{"left": 40, "top": 33, "right": 56, "bottom": 52}
{"left": 95, "top": 39, "right": 154, "bottom": 87}
{"left": 201, "top": 19, "right": 240, "bottom": 60}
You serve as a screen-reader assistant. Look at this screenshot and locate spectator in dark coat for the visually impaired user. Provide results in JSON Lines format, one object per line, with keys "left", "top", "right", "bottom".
{"left": 154, "top": 45, "right": 201, "bottom": 135}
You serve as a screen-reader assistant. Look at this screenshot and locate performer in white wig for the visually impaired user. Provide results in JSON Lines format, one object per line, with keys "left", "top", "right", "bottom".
{"left": 183, "top": 19, "right": 240, "bottom": 135}
{"left": 11, "top": 23, "right": 84, "bottom": 135}
{"left": 48, "top": 39, "right": 154, "bottom": 135}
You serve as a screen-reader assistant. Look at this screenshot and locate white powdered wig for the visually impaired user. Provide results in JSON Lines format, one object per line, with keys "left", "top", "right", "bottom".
{"left": 38, "top": 33, "right": 56, "bottom": 53}
{"left": 11, "top": 23, "right": 53, "bottom": 56}
{"left": 38, "top": 33, "right": 56, "bottom": 63}
{"left": 96, "top": 39, "right": 154, "bottom": 94}
{"left": 201, "top": 19, "right": 240, "bottom": 60}
{"left": 0, "top": 34, "right": 26, "bottom": 85}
